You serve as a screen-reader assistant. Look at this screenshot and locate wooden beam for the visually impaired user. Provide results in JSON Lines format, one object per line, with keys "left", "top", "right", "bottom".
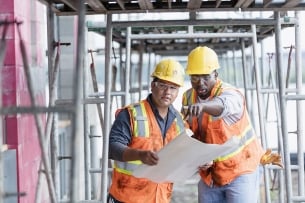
{"left": 283, "top": 0, "right": 302, "bottom": 8}
{"left": 216, "top": 0, "right": 222, "bottom": 8}
{"left": 116, "top": 0, "right": 126, "bottom": 10}
{"left": 86, "top": 0, "right": 107, "bottom": 12}
{"left": 168, "top": 0, "right": 172, "bottom": 9}
{"left": 241, "top": 0, "right": 255, "bottom": 8}
{"left": 187, "top": 0, "right": 202, "bottom": 9}
{"left": 234, "top": 0, "right": 247, "bottom": 8}
{"left": 61, "top": 0, "right": 78, "bottom": 11}
{"left": 138, "top": 0, "right": 153, "bottom": 10}
{"left": 259, "top": 26, "right": 273, "bottom": 35}
{"left": 263, "top": 0, "right": 273, "bottom": 8}
{"left": 37, "top": 0, "right": 60, "bottom": 13}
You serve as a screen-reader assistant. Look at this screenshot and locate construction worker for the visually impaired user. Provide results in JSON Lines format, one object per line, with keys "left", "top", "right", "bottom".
{"left": 108, "top": 58, "right": 187, "bottom": 203}
{"left": 182, "top": 46, "right": 265, "bottom": 203}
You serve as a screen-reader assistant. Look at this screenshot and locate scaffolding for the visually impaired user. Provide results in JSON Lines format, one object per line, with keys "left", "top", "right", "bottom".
{"left": 1, "top": 1, "right": 305, "bottom": 203}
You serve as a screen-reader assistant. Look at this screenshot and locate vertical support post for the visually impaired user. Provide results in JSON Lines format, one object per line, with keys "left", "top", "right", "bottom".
{"left": 274, "top": 11, "right": 293, "bottom": 203}
{"left": 119, "top": 45, "right": 124, "bottom": 106}
{"left": 46, "top": 3, "right": 60, "bottom": 200}
{"left": 232, "top": 48, "right": 238, "bottom": 86}
{"left": 101, "top": 13, "right": 113, "bottom": 203}
{"left": 251, "top": 24, "right": 272, "bottom": 203}
{"left": 70, "top": 0, "right": 85, "bottom": 201}
{"left": 260, "top": 41, "right": 266, "bottom": 86}
{"left": 224, "top": 54, "right": 229, "bottom": 82}
{"left": 124, "top": 27, "right": 131, "bottom": 106}
{"left": 251, "top": 24, "right": 267, "bottom": 151}
{"left": 138, "top": 40, "right": 144, "bottom": 101}
{"left": 89, "top": 125, "right": 99, "bottom": 199}
{"left": 147, "top": 51, "right": 152, "bottom": 87}
{"left": 241, "top": 40, "right": 250, "bottom": 112}
{"left": 84, "top": 47, "right": 90, "bottom": 200}
{"left": 295, "top": 11, "right": 304, "bottom": 197}
{"left": 53, "top": 14, "right": 61, "bottom": 202}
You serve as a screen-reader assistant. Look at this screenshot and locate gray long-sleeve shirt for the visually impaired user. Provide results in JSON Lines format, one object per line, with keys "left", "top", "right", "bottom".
{"left": 197, "top": 88, "right": 244, "bottom": 125}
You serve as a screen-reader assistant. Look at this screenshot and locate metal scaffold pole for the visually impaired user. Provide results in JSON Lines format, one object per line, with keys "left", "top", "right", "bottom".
{"left": 240, "top": 39, "right": 250, "bottom": 112}
{"left": 294, "top": 11, "right": 304, "bottom": 199}
{"left": 125, "top": 27, "right": 132, "bottom": 106}
{"left": 101, "top": 13, "right": 113, "bottom": 203}
{"left": 274, "top": 11, "right": 293, "bottom": 203}
{"left": 69, "top": 0, "right": 85, "bottom": 202}
{"left": 295, "top": 11, "right": 305, "bottom": 197}
{"left": 45, "top": 3, "right": 61, "bottom": 201}
{"left": 36, "top": 5, "right": 69, "bottom": 202}
{"left": 251, "top": 24, "right": 272, "bottom": 203}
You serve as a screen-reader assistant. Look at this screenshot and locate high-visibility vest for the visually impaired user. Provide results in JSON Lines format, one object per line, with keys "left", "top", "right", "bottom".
{"left": 110, "top": 100, "right": 185, "bottom": 203}
{"left": 182, "top": 80, "right": 264, "bottom": 186}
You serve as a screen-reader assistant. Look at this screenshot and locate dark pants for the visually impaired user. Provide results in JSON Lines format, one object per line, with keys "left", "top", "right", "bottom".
{"left": 107, "top": 194, "right": 123, "bottom": 203}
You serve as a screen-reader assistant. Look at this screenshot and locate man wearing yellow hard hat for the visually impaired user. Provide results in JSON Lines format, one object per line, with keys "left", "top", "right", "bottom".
{"left": 182, "top": 46, "right": 265, "bottom": 203}
{"left": 108, "top": 58, "right": 187, "bottom": 203}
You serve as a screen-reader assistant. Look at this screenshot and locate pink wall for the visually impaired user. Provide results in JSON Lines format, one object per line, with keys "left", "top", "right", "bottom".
{"left": 0, "top": 0, "right": 48, "bottom": 202}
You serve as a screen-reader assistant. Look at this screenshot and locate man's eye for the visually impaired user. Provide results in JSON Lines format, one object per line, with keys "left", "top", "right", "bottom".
{"left": 191, "top": 76, "right": 199, "bottom": 82}
{"left": 159, "top": 84, "right": 166, "bottom": 89}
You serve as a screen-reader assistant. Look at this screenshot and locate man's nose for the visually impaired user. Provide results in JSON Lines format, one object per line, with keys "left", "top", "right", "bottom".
{"left": 198, "top": 78, "right": 207, "bottom": 85}
{"left": 164, "top": 86, "right": 172, "bottom": 92}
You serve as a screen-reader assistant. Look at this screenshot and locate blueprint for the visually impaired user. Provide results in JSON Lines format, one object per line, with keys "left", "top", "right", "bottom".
{"left": 132, "top": 129, "right": 240, "bottom": 183}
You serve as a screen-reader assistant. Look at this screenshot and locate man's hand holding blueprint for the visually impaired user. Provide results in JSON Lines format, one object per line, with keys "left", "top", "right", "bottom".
{"left": 133, "top": 129, "right": 240, "bottom": 183}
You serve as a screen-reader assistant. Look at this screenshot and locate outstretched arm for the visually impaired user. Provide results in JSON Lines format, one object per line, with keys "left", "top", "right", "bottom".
{"left": 186, "top": 98, "right": 224, "bottom": 117}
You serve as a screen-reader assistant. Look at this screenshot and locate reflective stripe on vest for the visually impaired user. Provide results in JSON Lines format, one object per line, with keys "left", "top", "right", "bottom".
{"left": 114, "top": 160, "right": 142, "bottom": 175}
{"left": 182, "top": 89, "right": 196, "bottom": 106}
{"left": 131, "top": 103, "right": 149, "bottom": 137}
{"left": 114, "top": 101, "right": 184, "bottom": 175}
{"left": 175, "top": 111, "right": 185, "bottom": 134}
{"left": 214, "top": 124, "right": 254, "bottom": 162}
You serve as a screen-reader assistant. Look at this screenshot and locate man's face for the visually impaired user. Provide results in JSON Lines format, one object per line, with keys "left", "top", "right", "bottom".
{"left": 190, "top": 71, "right": 218, "bottom": 100}
{"left": 151, "top": 79, "right": 179, "bottom": 108}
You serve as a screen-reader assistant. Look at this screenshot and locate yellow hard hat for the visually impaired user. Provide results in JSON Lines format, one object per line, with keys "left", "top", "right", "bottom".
{"left": 186, "top": 46, "right": 220, "bottom": 75}
{"left": 151, "top": 58, "right": 184, "bottom": 86}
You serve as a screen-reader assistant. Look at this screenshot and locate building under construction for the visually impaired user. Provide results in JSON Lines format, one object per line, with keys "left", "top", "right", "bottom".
{"left": 1, "top": 0, "right": 305, "bottom": 203}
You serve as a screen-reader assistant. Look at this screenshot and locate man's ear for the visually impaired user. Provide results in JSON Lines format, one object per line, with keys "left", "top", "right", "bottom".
{"left": 214, "top": 71, "right": 218, "bottom": 78}
{"left": 151, "top": 81, "right": 156, "bottom": 92}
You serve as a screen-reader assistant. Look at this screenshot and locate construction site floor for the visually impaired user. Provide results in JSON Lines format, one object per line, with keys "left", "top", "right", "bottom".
{"left": 171, "top": 174, "right": 199, "bottom": 203}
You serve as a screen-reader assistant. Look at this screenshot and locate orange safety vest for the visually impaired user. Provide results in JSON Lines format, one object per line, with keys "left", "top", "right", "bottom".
{"left": 109, "top": 100, "right": 185, "bottom": 203}
{"left": 182, "top": 79, "right": 264, "bottom": 186}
